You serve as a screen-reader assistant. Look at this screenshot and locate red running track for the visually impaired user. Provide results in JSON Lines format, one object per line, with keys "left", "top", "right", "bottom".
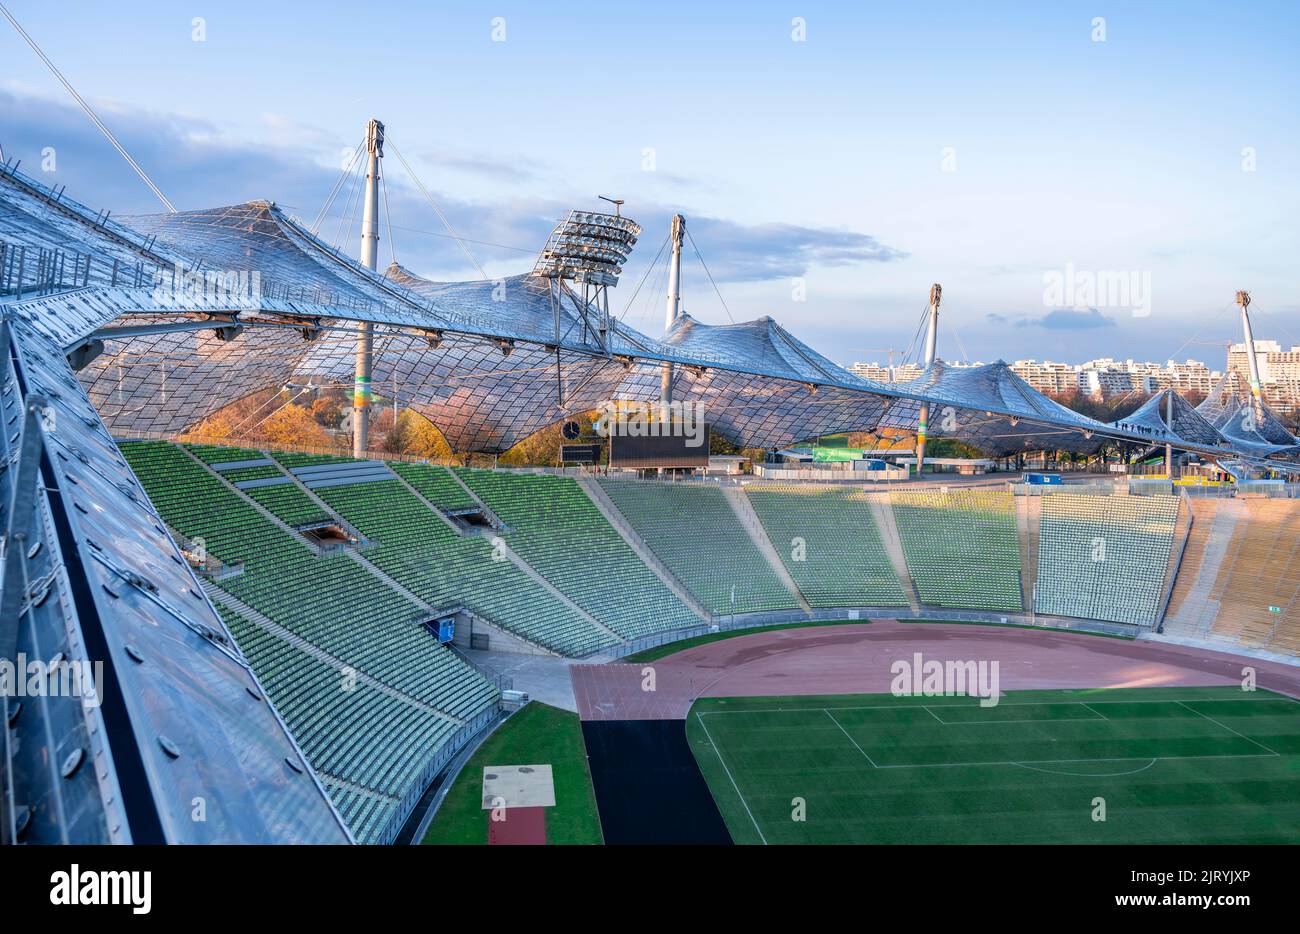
{"left": 569, "top": 621, "right": 1300, "bottom": 721}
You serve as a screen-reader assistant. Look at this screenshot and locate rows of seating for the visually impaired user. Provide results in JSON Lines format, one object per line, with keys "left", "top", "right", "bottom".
{"left": 245, "top": 482, "right": 332, "bottom": 527}
{"left": 1035, "top": 492, "right": 1180, "bottom": 625}
{"left": 458, "top": 469, "right": 701, "bottom": 637}
{"left": 391, "top": 462, "right": 479, "bottom": 511}
{"left": 147, "top": 442, "right": 1300, "bottom": 662}
{"left": 185, "top": 443, "right": 265, "bottom": 464}
{"left": 1202, "top": 500, "right": 1300, "bottom": 654}
{"left": 217, "top": 603, "right": 457, "bottom": 844}
{"left": 598, "top": 480, "right": 800, "bottom": 614}
{"left": 746, "top": 485, "right": 909, "bottom": 608}
{"left": 313, "top": 478, "right": 618, "bottom": 656}
{"left": 217, "top": 464, "right": 285, "bottom": 484}
{"left": 890, "top": 489, "right": 1023, "bottom": 611}
{"left": 120, "top": 441, "right": 497, "bottom": 711}
{"left": 269, "top": 451, "right": 359, "bottom": 469}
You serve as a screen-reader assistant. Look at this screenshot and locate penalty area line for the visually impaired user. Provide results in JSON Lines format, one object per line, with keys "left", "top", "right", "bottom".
{"left": 1176, "top": 700, "right": 1282, "bottom": 757}
{"left": 824, "top": 708, "right": 879, "bottom": 768}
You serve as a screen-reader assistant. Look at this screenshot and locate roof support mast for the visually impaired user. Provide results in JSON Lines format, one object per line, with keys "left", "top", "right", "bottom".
{"left": 1237, "top": 290, "right": 1263, "bottom": 407}
{"left": 353, "top": 118, "right": 384, "bottom": 457}
{"left": 660, "top": 214, "right": 685, "bottom": 407}
{"left": 1165, "top": 388, "right": 1175, "bottom": 479}
{"left": 914, "top": 283, "right": 941, "bottom": 474}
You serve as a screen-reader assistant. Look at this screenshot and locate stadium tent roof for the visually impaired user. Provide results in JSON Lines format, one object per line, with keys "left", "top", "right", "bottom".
{"left": 1111, "top": 388, "right": 1229, "bottom": 448}
{"left": 585, "top": 313, "right": 895, "bottom": 450}
{"left": 0, "top": 311, "right": 352, "bottom": 844}
{"left": 1, "top": 163, "right": 1291, "bottom": 463}
{"left": 1197, "top": 371, "right": 1300, "bottom": 457}
{"left": 886, "top": 359, "right": 1113, "bottom": 456}
{"left": 0, "top": 162, "right": 187, "bottom": 278}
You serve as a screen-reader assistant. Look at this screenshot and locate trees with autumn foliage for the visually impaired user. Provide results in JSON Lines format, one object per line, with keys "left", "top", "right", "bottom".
{"left": 260, "top": 404, "right": 331, "bottom": 446}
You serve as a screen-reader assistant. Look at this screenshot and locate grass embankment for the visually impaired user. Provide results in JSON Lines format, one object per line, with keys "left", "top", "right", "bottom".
{"left": 421, "top": 702, "right": 602, "bottom": 845}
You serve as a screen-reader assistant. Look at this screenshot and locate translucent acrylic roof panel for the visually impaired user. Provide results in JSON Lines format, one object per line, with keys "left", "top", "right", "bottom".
{"left": 9, "top": 169, "right": 1287, "bottom": 462}
{"left": 80, "top": 321, "right": 314, "bottom": 435}
{"left": 0, "top": 164, "right": 185, "bottom": 288}
{"left": 1111, "top": 388, "right": 1229, "bottom": 448}
{"left": 1198, "top": 371, "right": 1299, "bottom": 453}
{"left": 659, "top": 313, "right": 893, "bottom": 389}
{"left": 293, "top": 326, "right": 632, "bottom": 452}
{"left": 124, "top": 203, "right": 385, "bottom": 311}
{"left": 3, "top": 314, "right": 351, "bottom": 843}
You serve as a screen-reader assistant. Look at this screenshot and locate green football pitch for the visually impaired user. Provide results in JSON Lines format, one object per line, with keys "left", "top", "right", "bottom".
{"left": 687, "top": 686, "right": 1300, "bottom": 844}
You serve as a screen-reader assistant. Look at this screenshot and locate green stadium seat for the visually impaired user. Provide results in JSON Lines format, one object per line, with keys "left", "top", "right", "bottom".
{"left": 598, "top": 479, "right": 799, "bottom": 615}
{"left": 120, "top": 441, "right": 499, "bottom": 844}
{"left": 1035, "top": 492, "right": 1179, "bottom": 626}
{"left": 313, "top": 476, "right": 618, "bottom": 656}
{"left": 890, "top": 489, "right": 1023, "bottom": 611}
{"left": 457, "top": 469, "right": 700, "bottom": 638}
{"left": 746, "top": 485, "right": 908, "bottom": 608}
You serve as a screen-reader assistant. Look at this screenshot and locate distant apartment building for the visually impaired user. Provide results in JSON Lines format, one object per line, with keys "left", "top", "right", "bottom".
{"left": 1226, "top": 341, "right": 1300, "bottom": 414}
{"left": 849, "top": 361, "right": 925, "bottom": 382}
{"left": 851, "top": 354, "right": 1226, "bottom": 401}
{"left": 1076, "top": 360, "right": 1139, "bottom": 397}
{"left": 1010, "top": 360, "right": 1079, "bottom": 394}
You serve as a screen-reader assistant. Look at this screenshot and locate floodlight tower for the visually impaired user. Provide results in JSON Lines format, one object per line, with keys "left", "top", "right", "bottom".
{"left": 914, "top": 283, "right": 942, "bottom": 474}
{"left": 661, "top": 214, "right": 686, "bottom": 405}
{"left": 353, "top": 117, "right": 383, "bottom": 457}
{"left": 532, "top": 200, "right": 641, "bottom": 403}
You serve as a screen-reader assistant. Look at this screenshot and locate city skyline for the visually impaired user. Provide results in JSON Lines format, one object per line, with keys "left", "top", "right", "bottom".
{"left": 848, "top": 337, "right": 1300, "bottom": 416}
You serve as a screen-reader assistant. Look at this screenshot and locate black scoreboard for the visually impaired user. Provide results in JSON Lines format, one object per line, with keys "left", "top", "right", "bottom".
{"left": 608, "top": 427, "right": 711, "bottom": 469}
{"left": 560, "top": 443, "right": 603, "bottom": 465}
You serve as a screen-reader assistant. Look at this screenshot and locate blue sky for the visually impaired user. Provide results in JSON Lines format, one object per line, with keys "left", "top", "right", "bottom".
{"left": 2, "top": 0, "right": 1298, "bottom": 368}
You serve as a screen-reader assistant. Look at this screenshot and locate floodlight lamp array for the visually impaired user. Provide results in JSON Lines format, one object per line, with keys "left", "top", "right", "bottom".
{"left": 533, "top": 209, "right": 641, "bottom": 285}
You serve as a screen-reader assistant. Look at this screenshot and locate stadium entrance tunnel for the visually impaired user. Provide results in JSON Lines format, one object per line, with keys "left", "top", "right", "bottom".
{"left": 581, "top": 720, "right": 732, "bottom": 845}
{"left": 447, "top": 507, "right": 498, "bottom": 533}
{"left": 296, "top": 522, "right": 359, "bottom": 551}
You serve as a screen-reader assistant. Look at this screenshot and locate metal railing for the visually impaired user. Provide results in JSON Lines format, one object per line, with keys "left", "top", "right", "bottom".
{"left": 599, "top": 605, "right": 1147, "bottom": 660}
{"left": 374, "top": 702, "right": 500, "bottom": 846}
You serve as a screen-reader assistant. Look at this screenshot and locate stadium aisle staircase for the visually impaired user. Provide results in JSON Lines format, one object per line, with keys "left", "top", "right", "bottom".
{"left": 1163, "top": 498, "right": 1232, "bottom": 636}
{"left": 457, "top": 469, "right": 700, "bottom": 638}
{"left": 890, "top": 489, "right": 1023, "bottom": 611}
{"left": 1034, "top": 492, "right": 1180, "bottom": 626}
{"left": 745, "top": 485, "right": 909, "bottom": 608}
{"left": 598, "top": 480, "right": 800, "bottom": 615}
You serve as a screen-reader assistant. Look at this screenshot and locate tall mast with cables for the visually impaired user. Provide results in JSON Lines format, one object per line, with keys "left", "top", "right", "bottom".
{"left": 1165, "top": 388, "right": 1175, "bottom": 479}
{"left": 914, "top": 283, "right": 942, "bottom": 474}
{"left": 353, "top": 118, "right": 383, "bottom": 457}
{"left": 661, "top": 214, "right": 686, "bottom": 405}
{"left": 1236, "top": 290, "right": 1263, "bottom": 408}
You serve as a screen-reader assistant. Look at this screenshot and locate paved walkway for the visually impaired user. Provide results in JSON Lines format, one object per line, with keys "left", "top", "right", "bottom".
{"left": 568, "top": 620, "right": 1300, "bottom": 721}
{"left": 462, "top": 650, "right": 588, "bottom": 712}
